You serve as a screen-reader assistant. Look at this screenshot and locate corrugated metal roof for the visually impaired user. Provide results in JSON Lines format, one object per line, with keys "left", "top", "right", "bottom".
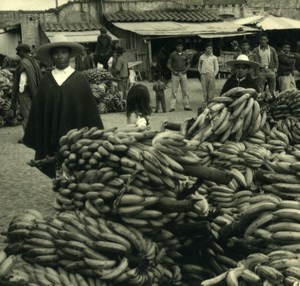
{"left": 233, "top": 14, "right": 300, "bottom": 30}
{"left": 41, "top": 22, "right": 118, "bottom": 42}
{"left": 112, "top": 21, "right": 258, "bottom": 37}
{"left": 258, "top": 15, "right": 300, "bottom": 30}
{"left": 105, "top": 10, "right": 221, "bottom": 23}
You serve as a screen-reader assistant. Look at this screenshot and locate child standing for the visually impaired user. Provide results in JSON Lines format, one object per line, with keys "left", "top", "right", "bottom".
{"left": 126, "top": 84, "right": 151, "bottom": 128}
{"left": 153, "top": 77, "right": 166, "bottom": 113}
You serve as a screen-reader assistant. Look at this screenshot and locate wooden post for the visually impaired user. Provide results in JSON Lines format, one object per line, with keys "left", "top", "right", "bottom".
{"left": 147, "top": 38, "right": 153, "bottom": 81}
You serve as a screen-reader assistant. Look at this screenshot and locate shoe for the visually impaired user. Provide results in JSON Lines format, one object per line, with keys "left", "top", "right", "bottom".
{"left": 154, "top": 110, "right": 158, "bottom": 113}
{"left": 184, "top": 108, "right": 192, "bottom": 111}
{"left": 163, "top": 110, "right": 166, "bottom": 113}
{"left": 169, "top": 109, "right": 175, "bottom": 112}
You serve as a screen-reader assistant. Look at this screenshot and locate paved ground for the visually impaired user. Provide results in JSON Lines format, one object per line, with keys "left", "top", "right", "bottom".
{"left": 0, "top": 78, "right": 226, "bottom": 248}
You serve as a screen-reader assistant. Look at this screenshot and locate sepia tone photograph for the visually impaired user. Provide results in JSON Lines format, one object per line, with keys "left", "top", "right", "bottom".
{"left": 0, "top": 0, "right": 300, "bottom": 285}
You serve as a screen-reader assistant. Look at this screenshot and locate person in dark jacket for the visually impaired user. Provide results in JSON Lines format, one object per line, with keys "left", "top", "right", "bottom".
{"left": 75, "top": 46, "right": 94, "bottom": 71}
{"left": 94, "top": 27, "right": 113, "bottom": 69}
{"left": 220, "top": 55, "right": 260, "bottom": 95}
{"left": 23, "top": 34, "right": 104, "bottom": 178}
{"left": 11, "top": 43, "right": 42, "bottom": 137}
{"left": 277, "top": 41, "right": 296, "bottom": 91}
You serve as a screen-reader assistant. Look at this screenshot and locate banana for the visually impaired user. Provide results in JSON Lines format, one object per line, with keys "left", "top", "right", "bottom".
{"left": 211, "top": 107, "right": 229, "bottom": 133}
{"left": 117, "top": 205, "right": 145, "bottom": 216}
{"left": 241, "top": 268, "right": 262, "bottom": 285}
{"left": 0, "top": 255, "right": 17, "bottom": 277}
{"left": 272, "top": 231, "right": 300, "bottom": 242}
{"left": 277, "top": 200, "right": 300, "bottom": 209}
{"left": 226, "top": 268, "right": 244, "bottom": 286}
{"left": 255, "top": 265, "right": 284, "bottom": 284}
{"left": 230, "top": 99, "right": 248, "bottom": 119}
{"left": 249, "top": 194, "right": 281, "bottom": 205}
{"left": 229, "top": 168, "right": 247, "bottom": 188}
{"left": 0, "top": 251, "right": 7, "bottom": 267}
{"left": 96, "top": 257, "right": 128, "bottom": 280}
{"left": 286, "top": 266, "right": 300, "bottom": 279}
{"left": 269, "top": 258, "right": 300, "bottom": 270}
{"left": 83, "top": 258, "right": 116, "bottom": 269}
{"left": 273, "top": 208, "right": 300, "bottom": 221}
{"left": 266, "top": 221, "right": 300, "bottom": 233}
{"left": 244, "top": 211, "right": 274, "bottom": 237}
{"left": 118, "top": 194, "right": 145, "bottom": 206}
{"left": 240, "top": 201, "right": 277, "bottom": 219}
{"left": 243, "top": 253, "right": 269, "bottom": 270}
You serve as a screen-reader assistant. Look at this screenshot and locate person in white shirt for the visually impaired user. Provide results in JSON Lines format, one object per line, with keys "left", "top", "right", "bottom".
{"left": 11, "top": 43, "right": 42, "bottom": 142}
{"left": 198, "top": 43, "right": 219, "bottom": 107}
{"left": 23, "top": 34, "right": 103, "bottom": 178}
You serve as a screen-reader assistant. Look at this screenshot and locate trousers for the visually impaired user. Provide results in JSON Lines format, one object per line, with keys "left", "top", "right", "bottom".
{"left": 169, "top": 72, "right": 190, "bottom": 110}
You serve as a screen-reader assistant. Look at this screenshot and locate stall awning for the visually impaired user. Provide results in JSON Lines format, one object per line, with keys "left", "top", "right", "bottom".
{"left": 41, "top": 22, "right": 118, "bottom": 43}
{"left": 44, "top": 30, "right": 117, "bottom": 43}
{"left": 233, "top": 14, "right": 300, "bottom": 31}
{"left": 112, "top": 21, "right": 258, "bottom": 38}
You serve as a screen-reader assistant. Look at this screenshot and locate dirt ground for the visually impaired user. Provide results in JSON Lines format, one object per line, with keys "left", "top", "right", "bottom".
{"left": 0, "top": 77, "right": 226, "bottom": 248}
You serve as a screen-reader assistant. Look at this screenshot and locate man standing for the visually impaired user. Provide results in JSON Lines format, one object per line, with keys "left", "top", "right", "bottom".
{"left": 198, "top": 43, "right": 219, "bottom": 106}
{"left": 24, "top": 34, "right": 103, "bottom": 178}
{"left": 75, "top": 46, "right": 94, "bottom": 71}
{"left": 114, "top": 47, "right": 129, "bottom": 100}
{"left": 252, "top": 33, "right": 278, "bottom": 96}
{"left": 95, "top": 27, "right": 113, "bottom": 70}
{"left": 11, "top": 43, "right": 42, "bottom": 142}
{"left": 167, "top": 40, "right": 192, "bottom": 112}
{"left": 277, "top": 41, "right": 296, "bottom": 91}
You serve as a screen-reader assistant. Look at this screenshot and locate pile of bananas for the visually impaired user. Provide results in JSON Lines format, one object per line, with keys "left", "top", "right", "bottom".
{"left": 185, "top": 87, "right": 266, "bottom": 143}
{"left": 83, "top": 68, "right": 115, "bottom": 84}
{"left": 83, "top": 68, "right": 126, "bottom": 114}
{"left": 259, "top": 150, "right": 300, "bottom": 199}
{"left": 269, "top": 88, "right": 300, "bottom": 120}
{"left": 201, "top": 251, "right": 300, "bottom": 286}
{"left": 0, "top": 69, "right": 18, "bottom": 127}
{"left": 2, "top": 209, "right": 182, "bottom": 285}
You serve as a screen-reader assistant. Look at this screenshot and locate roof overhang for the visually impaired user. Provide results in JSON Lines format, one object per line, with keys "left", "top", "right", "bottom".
{"left": 43, "top": 30, "right": 118, "bottom": 43}
{"left": 112, "top": 21, "right": 258, "bottom": 38}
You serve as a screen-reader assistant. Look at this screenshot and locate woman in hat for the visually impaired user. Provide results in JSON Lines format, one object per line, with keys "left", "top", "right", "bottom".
{"left": 220, "top": 54, "right": 260, "bottom": 95}
{"left": 23, "top": 34, "right": 104, "bottom": 178}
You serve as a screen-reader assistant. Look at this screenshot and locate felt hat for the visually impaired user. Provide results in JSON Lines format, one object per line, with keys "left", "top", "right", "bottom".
{"left": 37, "top": 34, "right": 84, "bottom": 60}
{"left": 226, "top": 54, "right": 259, "bottom": 69}
{"left": 16, "top": 43, "right": 31, "bottom": 53}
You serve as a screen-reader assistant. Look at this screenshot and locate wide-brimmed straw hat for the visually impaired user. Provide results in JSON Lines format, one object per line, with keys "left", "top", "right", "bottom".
{"left": 37, "top": 34, "right": 84, "bottom": 60}
{"left": 226, "top": 54, "right": 260, "bottom": 69}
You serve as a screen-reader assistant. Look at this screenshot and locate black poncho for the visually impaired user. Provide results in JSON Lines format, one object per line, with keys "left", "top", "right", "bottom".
{"left": 24, "top": 70, "right": 104, "bottom": 162}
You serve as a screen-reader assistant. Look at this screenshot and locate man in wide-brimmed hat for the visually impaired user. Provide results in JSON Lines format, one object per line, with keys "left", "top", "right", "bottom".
{"left": 220, "top": 54, "right": 260, "bottom": 95}
{"left": 23, "top": 34, "right": 104, "bottom": 178}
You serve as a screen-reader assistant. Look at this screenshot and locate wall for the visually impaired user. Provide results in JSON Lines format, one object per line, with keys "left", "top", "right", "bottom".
{"left": 0, "top": 32, "right": 21, "bottom": 58}
{"left": 245, "top": 0, "right": 300, "bottom": 18}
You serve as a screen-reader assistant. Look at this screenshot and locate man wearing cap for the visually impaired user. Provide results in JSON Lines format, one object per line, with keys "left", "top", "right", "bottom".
{"left": 167, "top": 40, "right": 192, "bottom": 112}
{"left": 220, "top": 55, "right": 260, "bottom": 95}
{"left": 23, "top": 34, "right": 104, "bottom": 178}
{"left": 11, "top": 43, "right": 42, "bottom": 140}
{"left": 95, "top": 27, "right": 113, "bottom": 70}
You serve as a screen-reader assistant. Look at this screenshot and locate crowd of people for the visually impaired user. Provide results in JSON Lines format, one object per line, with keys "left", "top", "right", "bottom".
{"left": 2, "top": 28, "right": 300, "bottom": 178}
